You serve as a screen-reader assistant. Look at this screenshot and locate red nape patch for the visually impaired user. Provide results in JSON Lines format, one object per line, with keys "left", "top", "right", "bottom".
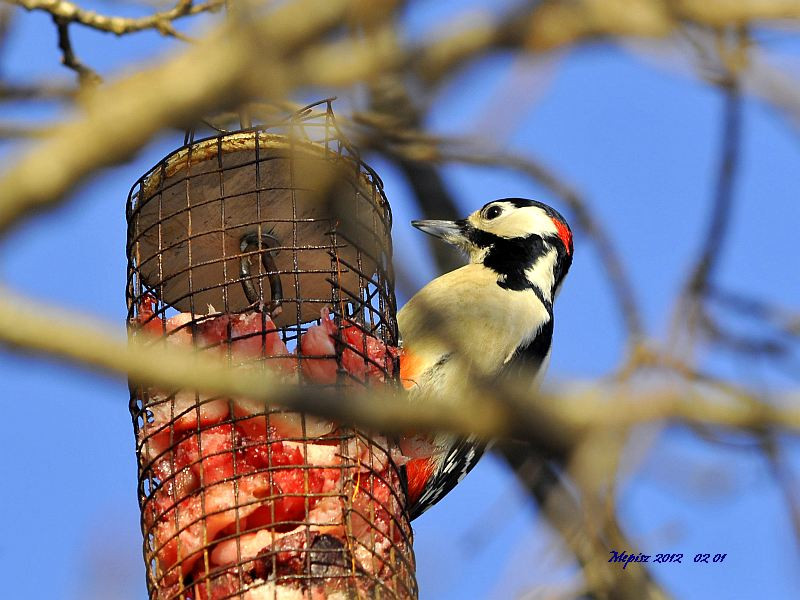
{"left": 552, "top": 218, "right": 572, "bottom": 255}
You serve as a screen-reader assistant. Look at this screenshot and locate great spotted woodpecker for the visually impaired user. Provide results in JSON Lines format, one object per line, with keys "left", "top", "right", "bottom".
{"left": 398, "top": 198, "right": 573, "bottom": 519}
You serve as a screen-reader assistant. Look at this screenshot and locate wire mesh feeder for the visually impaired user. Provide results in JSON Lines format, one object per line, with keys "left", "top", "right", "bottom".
{"left": 126, "top": 100, "right": 417, "bottom": 600}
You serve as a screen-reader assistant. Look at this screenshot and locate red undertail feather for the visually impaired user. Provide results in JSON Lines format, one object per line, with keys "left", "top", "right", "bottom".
{"left": 405, "top": 458, "right": 436, "bottom": 507}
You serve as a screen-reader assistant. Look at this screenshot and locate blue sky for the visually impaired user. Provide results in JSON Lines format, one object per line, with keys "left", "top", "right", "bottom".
{"left": 2, "top": 2, "right": 800, "bottom": 599}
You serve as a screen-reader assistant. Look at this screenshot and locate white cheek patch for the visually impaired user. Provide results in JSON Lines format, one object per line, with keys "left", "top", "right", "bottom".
{"left": 470, "top": 206, "right": 559, "bottom": 239}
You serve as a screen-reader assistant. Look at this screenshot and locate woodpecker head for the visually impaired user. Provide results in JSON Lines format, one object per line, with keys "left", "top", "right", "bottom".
{"left": 412, "top": 198, "right": 573, "bottom": 300}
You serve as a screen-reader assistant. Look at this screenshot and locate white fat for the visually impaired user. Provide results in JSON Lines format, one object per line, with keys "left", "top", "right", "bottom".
{"left": 283, "top": 441, "right": 340, "bottom": 466}
{"left": 211, "top": 529, "right": 274, "bottom": 565}
{"left": 243, "top": 582, "right": 305, "bottom": 600}
{"left": 244, "top": 581, "right": 352, "bottom": 600}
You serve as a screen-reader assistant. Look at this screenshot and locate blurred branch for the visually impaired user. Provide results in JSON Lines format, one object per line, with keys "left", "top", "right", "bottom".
{"left": 686, "top": 74, "right": 743, "bottom": 298}
{"left": 670, "top": 30, "right": 746, "bottom": 353}
{"left": 0, "top": 80, "right": 77, "bottom": 100}
{"left": 629, "top": 28, "right": 800, "bottom": 135}
{"left": 708, "top": 288, "right": 800, "bottom": 338}
{"left": 0, "top": 122, "right": 47, "bottom": 137}
{"left": 354, "top": 117, "right": 644, "bottom": 345}
{"left": 1, "top": 287, "right": 799, "bottom": 443}
{"left": 0, "top": 286, "right": 592, "bottom": 450}
{"left": 414, "top": 0, "right": 800, "bottom": 84}
{"left": 0, "top": 288, "right": 517, "bottom": 441}
{"left": 763, "top": 435, "right": 800, "bottom": 550}
{"left": 0, "top": 3, "right": 12, "bottom": 57}
{"left": 740, "top": 49, "right": 800, "bottom": 131}
{"left": 498, "top": 443, "right": 669, "bottom": 600}
{"left": 414, "top": 1, "right": 671, "bottom": 83}
{"left": 367, "top": 75, "right": 465, "bottom": 273}
{"left": 674, "top": 0, "right": 800, "bottom": 26}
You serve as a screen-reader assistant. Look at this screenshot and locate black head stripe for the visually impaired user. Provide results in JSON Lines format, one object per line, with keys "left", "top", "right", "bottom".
{"left": 461, "top": 221, "right": 499, "bottom": 249}
{"left": 464, "top": 224, "right": 562, "bottom": 304}
{"left": 485, "top": 234, "right": 548, "bottom": 292}
{"left": 500, "top": 198, "right": 537, "bottom": 209}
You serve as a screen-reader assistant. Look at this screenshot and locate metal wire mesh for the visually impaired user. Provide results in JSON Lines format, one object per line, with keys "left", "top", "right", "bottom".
{"left": 126, "top": 100, "right": 416, "bottom": 600}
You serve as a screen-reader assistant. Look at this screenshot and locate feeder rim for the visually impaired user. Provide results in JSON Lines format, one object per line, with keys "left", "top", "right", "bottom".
{"left": 127, "top": 129, "right": 387, "bottom": 209}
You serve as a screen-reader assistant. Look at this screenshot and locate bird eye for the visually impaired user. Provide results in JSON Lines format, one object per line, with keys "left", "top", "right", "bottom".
{"left": 484, "top": 205, "right": 503, "bottom": 220}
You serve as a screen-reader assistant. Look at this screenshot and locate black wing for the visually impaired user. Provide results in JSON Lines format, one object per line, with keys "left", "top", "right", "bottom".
{"left": 406, "top": 319, "right": 553, "bottom": 520}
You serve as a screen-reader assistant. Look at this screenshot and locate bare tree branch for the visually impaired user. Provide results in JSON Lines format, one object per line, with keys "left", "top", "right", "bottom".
{"left": 367, "top": 75, "right": 465, "bottom": 273}
{"left": 686, "top": 79, "right": 743, "bottom": 297}
{"left": 413, "top": 0, "right": 800, "bottom": 85}
{"left": 498, "top": 443, "right": 671, "bottom": 600}
{"left": 0, "top": 80, "right": 77, "bottom": 100}
{"left": 9, "top": 0, "right": 223, "bottom": 38}
{"left": 0, "top": 0, "right": 393, "bottom": 236}
{"left": 3, "top": 2, "right": 800, "bottom": 597}
{"left": 439, "top": 146, "right": 645, "bottom": 346}
{"left": 669, "top": 30, "right": 747, "bottom": 356}
{"left": 52, "top": 15, "right": 101, "bottom": 85}
{"left": 0, "top": 121, "right": 47, "bottom": 137}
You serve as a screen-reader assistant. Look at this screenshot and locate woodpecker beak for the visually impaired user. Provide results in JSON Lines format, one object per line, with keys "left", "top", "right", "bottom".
{"left": 411, "top": 220, "right": 469, "bottom": 248}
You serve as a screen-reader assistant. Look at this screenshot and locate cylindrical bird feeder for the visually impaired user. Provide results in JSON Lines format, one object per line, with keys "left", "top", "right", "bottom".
{"left": 126, "top": 101, "right": 416, "bottom": 600}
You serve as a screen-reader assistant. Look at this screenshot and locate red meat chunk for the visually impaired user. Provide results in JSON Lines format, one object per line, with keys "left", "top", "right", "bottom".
{"left": 298, "top": 313, "right": 338, "bottom": 384}
{"left": 197, "top": 312, "right": 295, "bottom": 373}
{"left": 134, "top": 305, "right": 407, "bottom": 598}
{"left": 299, "top": 309, "right": 396, "bottom": 384}
{"left": 134, "top": 294, "right": 165, "bottom": 336}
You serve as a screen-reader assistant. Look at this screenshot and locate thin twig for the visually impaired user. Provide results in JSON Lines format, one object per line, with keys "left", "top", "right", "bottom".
{"left": 53, "top": 15, "right": 101, "bottom": 85}
{"left": 498, "top": 442, "right": 670, "bottom": 600}
{"left": 0, "top": 122, "right": 48, "bottom": 138}
{"left": 11, "top": 0, "right": 223, "bottom": 39}
{"left": 686, "top": 79, "right": 743, "bottom": 297}
{"left": 444, "top": 147, "right": 645, "bottom": 345}
{"left": 762, "top": 434, "right": 800, "bottom": 551}
{"left": 708, "top": 287, "right": 800, "bottom": 338}
{"left": 370, "top": 134, "right": 645, "bottom": 345}
{"left": 664, "top": 28, "right": 748, "bottom": 360}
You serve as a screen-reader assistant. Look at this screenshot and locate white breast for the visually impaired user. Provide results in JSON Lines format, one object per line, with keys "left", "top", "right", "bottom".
{"left": 398, "top": 263, "right": 550, "bottom": 390}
